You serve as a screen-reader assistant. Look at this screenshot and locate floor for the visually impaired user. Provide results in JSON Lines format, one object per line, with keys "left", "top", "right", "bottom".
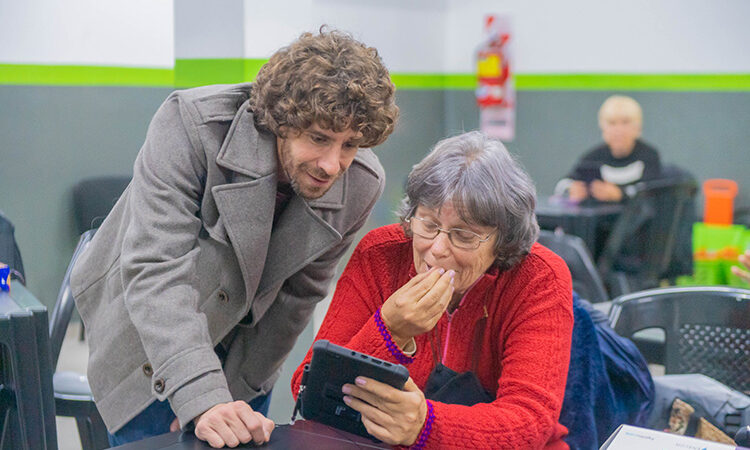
{"left": 55, "top": 322, "right": 91, "bottom": 450}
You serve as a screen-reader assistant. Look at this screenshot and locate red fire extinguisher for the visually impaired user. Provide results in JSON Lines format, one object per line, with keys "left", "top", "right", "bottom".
{"left": 477, "top": 15, "right": 515, "bottom": 141}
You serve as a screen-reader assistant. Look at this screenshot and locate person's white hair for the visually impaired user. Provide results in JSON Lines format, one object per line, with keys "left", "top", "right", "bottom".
{"left": 598, "top": 95, "right": 643, "bottom": 128}
{"left": 397, "top": 131, "right": 539, "bottom": 271}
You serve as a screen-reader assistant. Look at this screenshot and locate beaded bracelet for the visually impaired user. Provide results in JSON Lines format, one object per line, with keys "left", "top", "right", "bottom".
{"left": 411, "top": 400, "right": 435, "bottom": 450}
{"left": 374, "top": 308, "right": 415, "bottom": 365}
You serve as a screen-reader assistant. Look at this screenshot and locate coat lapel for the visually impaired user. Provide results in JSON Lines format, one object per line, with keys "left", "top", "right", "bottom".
{"left": 256, "top": 195, "right": 341, "bottom": 298}
{"left": 212, "top": 104, "right": 277, "bottom": 306}
{"left": 211, "top": 102, "right": 344, "bottom": 319}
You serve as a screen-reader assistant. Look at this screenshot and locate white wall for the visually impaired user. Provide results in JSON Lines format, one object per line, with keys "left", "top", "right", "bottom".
{"left": 308, "top": 0, "right": 448, "bottom": 73}
{"left": 0, "top": 0, "right": 174, "bottom": 67}
{"left": 443, "top": 0, "right": 750, "bottom": 73}
{"left": 2, "top": 0, "right": 748, "bottom": 74}
{"left": 243, "top": 0, "right": 750, "bottom": 73}
{"left": 175, "top": 0, "right": 244, "bottom": 59}
{"left": 243, "top": 1, "right": 315, "bottom": 58}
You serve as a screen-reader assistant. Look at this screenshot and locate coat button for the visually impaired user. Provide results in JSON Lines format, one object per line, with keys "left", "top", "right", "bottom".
{"left": 142, "top": 363, "right": 153, "bottom": 377}
{"left": 217, "top": 290, "right": 228, "bottom": 303}
{"left": 154, "top": 378, "right": 165, "bottom": 393}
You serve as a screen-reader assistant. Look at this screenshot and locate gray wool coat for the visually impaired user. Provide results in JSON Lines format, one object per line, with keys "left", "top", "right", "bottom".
{"left": 70, "top": 83, "right": 385, "bottom": 432}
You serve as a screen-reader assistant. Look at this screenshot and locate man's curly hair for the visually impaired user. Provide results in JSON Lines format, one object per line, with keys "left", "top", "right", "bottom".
{"left": 249, "top": 29, "right": 399, "bottom": 148}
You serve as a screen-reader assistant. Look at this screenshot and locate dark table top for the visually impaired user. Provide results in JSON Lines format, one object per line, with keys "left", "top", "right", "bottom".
{"left": 536, "top": 196, "right": 624, "bottom": 218}
{"left": 536, "top": 195, "right": 625, "bottom": 258}
{"left": 112, "top": 420, "right": 389, "bottom": 450}
{"left": 0, "top": 284, "right": 41, "bottom": 314}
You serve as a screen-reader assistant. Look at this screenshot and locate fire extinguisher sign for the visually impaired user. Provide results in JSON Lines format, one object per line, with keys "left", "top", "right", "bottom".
{"left": 477, "top": 15, "right": 515, "bottom": 142}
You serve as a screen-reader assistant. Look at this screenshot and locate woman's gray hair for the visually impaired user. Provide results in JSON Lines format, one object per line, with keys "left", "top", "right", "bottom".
{"left": 396, "top": 130, "right": 539, "bottom": 271}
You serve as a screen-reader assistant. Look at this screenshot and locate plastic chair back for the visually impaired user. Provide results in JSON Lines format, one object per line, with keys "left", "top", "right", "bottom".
{"left": 73, "top": 176, "right": 130, "bottom": 234}
{"left": 609, "top": 286, "right": 750, "bottom": 392}
{"left": 538, "top": 230, "right": 609, "bottom": 303}
{"left": 48, "top": 229, "right": 96, "bottom": 369}
{"left": 598, "top": 165, "right": 698, "bottom": 292}
{"left": 0, "top": 290, "right": 57, "bottom": 449}
{"left": 47, "top": 229, "right": 108, "bottom": 449}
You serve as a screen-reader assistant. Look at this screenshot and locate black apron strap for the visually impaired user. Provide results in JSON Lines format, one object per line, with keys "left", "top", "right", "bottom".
{"left": 429, "top": 326, "right": 442, "bottom": 366}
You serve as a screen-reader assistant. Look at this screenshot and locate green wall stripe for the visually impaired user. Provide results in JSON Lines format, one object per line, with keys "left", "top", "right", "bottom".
{"left": 174, "top": 59, "right": 246, "bottom": 87}
{"left": 173, "top": 58, "right": 265, "bottom": 87}
{"left": 515, "top": 74, "right": 750, "bottom": 91}
{"left": 2, "top": 62, "right": 749, "bottom": 92}
{"left": 389, "top": 74, "right": 475, "bottom": 90}
{"left": 243, "top": 59, "right": 267, "bottom": 82}
{"left": 0, "top": 64, "right": 173, "bottom": 86}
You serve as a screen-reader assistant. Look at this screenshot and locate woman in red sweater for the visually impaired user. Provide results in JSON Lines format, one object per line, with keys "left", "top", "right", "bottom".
{"left": 292, "top": 131, "right": 573, "bottom": 449}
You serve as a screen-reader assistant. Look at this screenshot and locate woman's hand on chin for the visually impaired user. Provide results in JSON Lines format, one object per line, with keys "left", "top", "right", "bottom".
{"left": 380, "top": 267, "right": 454, "bottom": 346}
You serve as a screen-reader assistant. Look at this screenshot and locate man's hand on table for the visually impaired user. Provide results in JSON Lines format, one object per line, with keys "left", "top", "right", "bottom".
{"left": 170, "top": 400, "right": 274, "bottom": 448}
{"left": 568, "top": 181, "right": 589, "bottom": 202}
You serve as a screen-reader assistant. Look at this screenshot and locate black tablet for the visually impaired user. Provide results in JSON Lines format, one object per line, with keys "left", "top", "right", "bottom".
{"left": 298, "top": 340, "right": 410, "bottom": 439}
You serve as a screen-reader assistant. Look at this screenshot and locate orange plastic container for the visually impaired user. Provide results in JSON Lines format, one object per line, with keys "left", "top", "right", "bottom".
{"left": 703, "top": 179, "right": 738, "bottom": 225}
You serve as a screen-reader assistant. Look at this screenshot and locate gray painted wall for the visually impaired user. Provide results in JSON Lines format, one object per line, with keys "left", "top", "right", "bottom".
{"left": 1, "top": 85, "right": 748, "bottom": 421}
{"left": 2, "top": 85, "right": 749, "bottom": 308}
{"left": 1, "top": 86, "right": 171, "bottom": 305}
{"left": 444, "top": 90, "right": 750, "bottom": 199}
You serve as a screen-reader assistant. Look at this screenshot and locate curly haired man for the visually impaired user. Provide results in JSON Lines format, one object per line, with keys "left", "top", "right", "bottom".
{"left": 71, "top": 29, "right": 399, "bottom": 447}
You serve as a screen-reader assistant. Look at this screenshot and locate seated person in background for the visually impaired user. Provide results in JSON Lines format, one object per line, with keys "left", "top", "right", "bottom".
{"left": 292, "top": 131, "right": 574, "bottom": 449}
{"left": 555, "top": 95, "right": 662, "bottom": 203}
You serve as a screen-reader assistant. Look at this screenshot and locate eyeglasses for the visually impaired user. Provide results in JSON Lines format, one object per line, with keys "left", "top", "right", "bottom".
{"left": 408, "top": 216, "right": 494, "bottom": 250}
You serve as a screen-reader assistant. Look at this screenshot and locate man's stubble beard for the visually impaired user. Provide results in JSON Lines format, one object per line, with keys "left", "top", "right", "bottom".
{"left": 279, "top": 141, "right": 342, "bottom": 200}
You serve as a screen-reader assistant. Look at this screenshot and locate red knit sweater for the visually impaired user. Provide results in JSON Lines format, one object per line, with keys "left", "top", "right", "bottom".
{"left": 292, "top": 224, "right": 573, "bottom": 449}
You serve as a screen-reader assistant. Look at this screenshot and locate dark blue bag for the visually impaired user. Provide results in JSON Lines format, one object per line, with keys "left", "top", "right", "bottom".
{"left": 560, "top": 292, "right": 654, "bottom": 449}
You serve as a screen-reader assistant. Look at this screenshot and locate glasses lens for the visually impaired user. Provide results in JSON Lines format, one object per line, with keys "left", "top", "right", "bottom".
{"left": 411, "top": 217, "right": 438, "bottom": 238}
{"left": 449, "top": 229, "right": 480, "bottom": 249}
{"left": 411, "top": 217, "right": 484, "bottom": 249}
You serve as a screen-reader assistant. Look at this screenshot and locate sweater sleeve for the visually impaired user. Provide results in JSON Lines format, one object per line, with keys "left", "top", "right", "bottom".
{"left": 640, "top": 144, "right": 662, "bottom": 181}
{"left": 425, "top": 258, "right": 574, "bottom": 449}
{"left": 567, "top": 147, "right": 602, "bottom": 181}
{"left": 291, "top": 233, "right": 408, "bottom": 398}
{"left": 555, "top": 147, "right": 603, "bottom": 195}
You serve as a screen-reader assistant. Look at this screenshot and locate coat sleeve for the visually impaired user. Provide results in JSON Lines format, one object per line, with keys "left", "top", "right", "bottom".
{"left": 119, "top": 93, "right": 233, "bottom": 428}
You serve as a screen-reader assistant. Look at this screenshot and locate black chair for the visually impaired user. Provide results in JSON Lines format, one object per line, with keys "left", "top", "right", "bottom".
{"left": 72, "top": 176, "right": 130, "bottom": 341}
{"left": 0, "top": 289, "right": 57, "bottom": 449}
{"left": 608, "top": 286, "right": 750, "bottom": 393}
{"left": 538, "top": 229, "right": 609, "bottom": 303}
{"left": 735, "top": 206, "right": 750, "bottom": 228}
{"left": 597, "top": 165, "right": 698, "bottom": 296}
{"left": 48, "top": 229, "right": 109, "bottom": 450}
{"left": 73, "top": 176, "right": 130, "bottom": 234}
